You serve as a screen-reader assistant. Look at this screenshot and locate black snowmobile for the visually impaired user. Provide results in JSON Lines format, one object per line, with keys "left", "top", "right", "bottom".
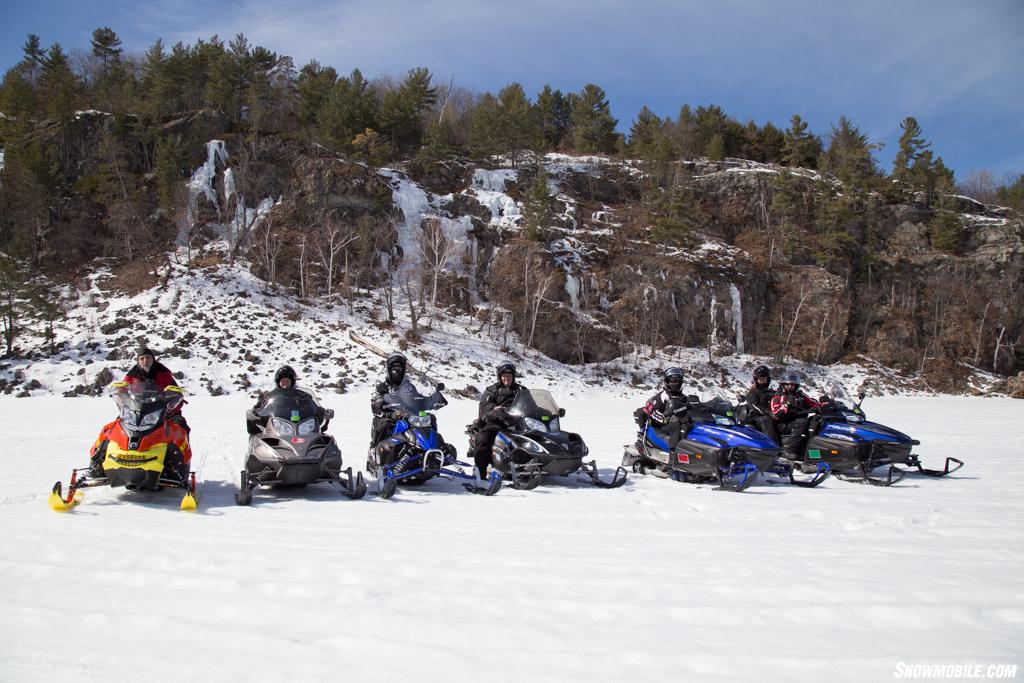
{"left": 236, "top": 386, "right": 366, "bottom": 504}
{"left": 368, "top": 381, "right": 502, "bottom": 498}
{"left": 469, "top": 388, "right": 627, "bottom": 490}
{"left": 774, "top": 384, "right": 964, "bottom": 486}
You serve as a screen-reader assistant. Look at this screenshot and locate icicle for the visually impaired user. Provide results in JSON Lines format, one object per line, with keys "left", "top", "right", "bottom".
{"left": 729, "top": 283, "right": 745, "bottom": 354}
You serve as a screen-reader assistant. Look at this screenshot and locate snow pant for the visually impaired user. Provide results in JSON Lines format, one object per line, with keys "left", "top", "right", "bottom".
{"left": 778, "top": 417, "right": 809, "bottom": 455}
{"left": 471, "top": 425, "right": 502, "bottom": 477}
{"left": 746, "top": 415, "right": 780, "bottom": 446}
{"left": 371, "top": 416, "right": 397, "bottom": 448}
{"left": 651, "top": 417, "right": 689, "bottom": 451}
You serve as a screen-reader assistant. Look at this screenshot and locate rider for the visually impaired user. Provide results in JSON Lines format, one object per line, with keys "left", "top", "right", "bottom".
{"left": 470, "top": 362, "right": 524, "bottom": 478}
{"left": 744, "top": 365, "right": 780, "bottom": 445}
{"left": 636, "top": 367, "right": 691, "bottom": 450}
{"left": 123, "top": 346, "right": 188, "bottom": 432}
{"left": 370, "top": 353, "right": 412, "bottom": 450}
{"left": 769, "top": 371, "right": 822, "bottom": 457}
{"left": 247, "top": 365, "right": 328, "bottom": 434}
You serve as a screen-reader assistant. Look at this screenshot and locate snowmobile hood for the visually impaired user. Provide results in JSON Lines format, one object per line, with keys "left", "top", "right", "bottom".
{"left": 819, "top": 420, "right": 916, "bottom": 444}
{"left": 687, "top": 423, "right": 779, "bottom": 450}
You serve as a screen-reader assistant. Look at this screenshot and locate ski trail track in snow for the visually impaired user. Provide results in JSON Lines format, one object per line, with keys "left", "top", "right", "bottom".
{"left": 1, "top": 394, "right": 1022, "bottom": 682}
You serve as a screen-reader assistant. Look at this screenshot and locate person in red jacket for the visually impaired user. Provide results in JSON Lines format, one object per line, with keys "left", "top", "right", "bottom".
{"left": 123, "top": 346, "right": 188, "bottom": 431}
{"left": 770, "top": 371, "right": 821, "bottom": 458}
{"left": 124, "top": 347, "right": 177, "bottom": 389}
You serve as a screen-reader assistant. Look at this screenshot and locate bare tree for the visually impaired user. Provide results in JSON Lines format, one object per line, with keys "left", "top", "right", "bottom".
{"left": 315, "top": 219, "right": 357, "bottom": 299}
{"left": 781, "top": 284, "right": 811, "bottom": 358}
{"left": 252, "top": 217, "right": 283, "bottom": 289}
{"left": 417, "top": 218, "right": 460, "bottom": 307}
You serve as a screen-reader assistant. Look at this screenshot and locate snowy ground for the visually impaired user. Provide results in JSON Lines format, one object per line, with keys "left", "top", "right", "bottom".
{"left": 2, "top": 393, "right": 1022, "bottom": 682}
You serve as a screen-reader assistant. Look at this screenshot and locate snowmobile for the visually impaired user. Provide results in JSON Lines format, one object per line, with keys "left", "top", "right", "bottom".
{"left": 622, "top": 394, "right": 830, "bottom": 492}
{"left": 236, "top": 386, "right": 366, "bottom": 505}
{"left": 469, "top": 388, "right": 627, "bottom": 490}
{"left": 368, "top": 381, "right": 502, "bottom": 498}
{"left": 774, "top": 384, "right": 963, "bottom": 486}
{"left": 49, "top": 381, "right": 198, "bottom": 511}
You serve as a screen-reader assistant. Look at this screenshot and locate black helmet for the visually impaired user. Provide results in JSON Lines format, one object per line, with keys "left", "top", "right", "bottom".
{"left": 274, "top": 365, "right": 297, "bottom": 387}
{"left": 386, "top": 352, "right": 407, "bottom": 382}
{"left": 753, "top": 365, "right": 771, "bottom": 381}
{"left": 136, "top": 346, "right": 156, "bottom": 359}
{"left": 663, "top": 367, "right": 684, "bottom": 394}
{"left": 780, "top": 371, "right": 801, "bottom": 390}
{"left": 496, "top": 362, "right": 516, "bottom": 380}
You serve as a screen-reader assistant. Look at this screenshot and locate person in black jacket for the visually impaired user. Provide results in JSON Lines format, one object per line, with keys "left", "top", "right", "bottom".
{"left": 247, "top": 365, "right": 328, "bottom": 434}
{"left": 743, "top": 365, "right": 780, "bottom": 445}
{"left": 370, "top": 353, "right": 411, "bottom": 449}
{"left": 470, "top": 362, "right": 524, "bottom": 478}
{"left": 636, "top": 367, "right": 691, "bottom": 450}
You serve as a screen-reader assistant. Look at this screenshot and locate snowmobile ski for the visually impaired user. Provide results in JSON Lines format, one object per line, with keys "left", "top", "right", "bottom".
{"left": 900, "top": 455, "right": 964, "bottom": 477}
{"left": 463, "top": 470, "right": 503, "bottom": 496}
{"left": 577, "top": 460, "right": 628, "bottom": 488}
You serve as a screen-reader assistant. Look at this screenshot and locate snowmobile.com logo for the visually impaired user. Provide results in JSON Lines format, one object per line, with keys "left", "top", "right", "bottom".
{"left": 893, "top": 663, "right": 1018, "bottom": 679}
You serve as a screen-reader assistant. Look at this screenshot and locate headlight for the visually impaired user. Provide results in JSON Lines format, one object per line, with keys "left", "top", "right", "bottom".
{"left": 409, "top": 415, "right": 432, "bottom": 428}
{"left": 524, "top": 417, "right": 548, "bottom": 432}
{"left": 519, "top": 438, "right": 544, "bottom": 453}
{"left": 120, "top": 406, "right": 137, "bottom": 427}
{"left": 140, "top": 411, "right": 161, "bottom": 429}
{"left": 270, "top": 417, "right": 295, "bottom": 436}
{"left": 548, "top": 417, "right": 560, "bottom": 433}
{"left": 842, "top": 411, "right": 865, "bottom": 423}
{"left": 297, "top": 418, "right": 318, "bottom": 436}
{"left": 714, "top": 415, "right": 736, "bottom": 426}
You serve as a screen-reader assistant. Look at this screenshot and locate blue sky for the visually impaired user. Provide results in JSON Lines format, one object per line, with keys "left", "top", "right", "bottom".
{"left": 3, "top": 0, "right": 1022, "bottom": 179}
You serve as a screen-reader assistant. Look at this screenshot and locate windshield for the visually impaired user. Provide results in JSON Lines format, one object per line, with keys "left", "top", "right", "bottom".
{"left": 382, "top": 380, "right": 445, "bottom": 416}
{"left": 109, "top": 381, "right": 184, "bottom": 413}
{"left": 507, "top": 389, "right": 560, "bottom": 419}
{"left": 828, "top": 382, "right": 854, "bottom": 404}
{"left": 254, "top": 386, "right": 324, "bottom": 421}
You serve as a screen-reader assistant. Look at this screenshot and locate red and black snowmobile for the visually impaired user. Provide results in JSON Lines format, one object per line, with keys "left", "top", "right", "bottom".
{"left": 48, "top": 381, "right": 197, "bottom": 511}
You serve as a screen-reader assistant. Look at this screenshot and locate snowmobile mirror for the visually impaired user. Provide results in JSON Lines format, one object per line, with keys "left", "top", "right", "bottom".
{"left": 858, "top": 391, "right": 866, "bottom": 400}
{"left": 558, "top": 408, "right": 566, "bottom": 417}
{"left": 435, "top": 383, "right": 445, "bottom": 392}
{"left": 324, "top": 409, "right": 335, "bottom": 419}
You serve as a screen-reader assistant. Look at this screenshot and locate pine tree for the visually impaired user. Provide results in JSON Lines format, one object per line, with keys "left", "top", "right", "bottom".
{"left": 469, "top": 92, "right": 502, "bottom": 160}
{"left": 319, "top": 68, "right": 378, "bottom": 151}
{"left": 40, "top": 43, "right": 77, "bottom": 126}
{"left": 892, "top": 116, "right": 930, "bottom": 182}
{"left": 571, "top": 84, "right": 618, "bottom": 153}
{"left": 782, "top": 114, "right": 822, "bottom": 168}
{"left": 823, "top": 116, "right": 879, "bottom": 186}
{"left": 90, "top": 27, "right": 123, "bottom": 69}
{"left": 378, "top": 67, "right": 437, "bottom": 152}
{"left": 522, "top": 165, "right": 554, "bottom": 241}
{"left": 628, "top": 105, "right": 663, "bottom": 160}
{"left": 649, "top": 182, "right": 703, "bottom": 246}
{"left": 536, "top": 84, "right": 570, "bottom": 151}
{"left": 496, "top": 82, "right": 536, "bottom": 167}
{"left": 20, "top": 34, "right": 45, "bottom": 83}
{"left": 296, "top": 60, "right": 337, "bottom": 129}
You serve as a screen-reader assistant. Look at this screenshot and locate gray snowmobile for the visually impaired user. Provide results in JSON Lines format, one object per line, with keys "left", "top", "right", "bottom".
{"left": 236, "top": 386, "right": 366, "bottom": 504}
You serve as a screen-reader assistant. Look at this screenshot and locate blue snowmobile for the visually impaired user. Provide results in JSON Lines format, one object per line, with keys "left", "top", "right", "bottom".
{"left": 781, "top": 384, "right": 964, "bottom": 486}
{"left": 622, "top": 393, "right": 830, "bottom": 492}
{"left": 367, "top": 381, "right": 502, "bottom": 498}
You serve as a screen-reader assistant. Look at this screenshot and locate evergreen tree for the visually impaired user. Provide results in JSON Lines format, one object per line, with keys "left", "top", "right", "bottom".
{"left": 672, "top": 104, "right": 699, "bottom": 158}
{"left": 811, "top": 186, "right": 859, "bottom": 269}
{"left": 40, "top": 43, "right": 77, "bottom": 126}
{"left": 705, "top": 133, "right": 725, "bottom": 161}
{"left": 996, "top": 174, "right": 1024, "bottom": 213}
{"left": 782, "top": 114, "right": 822, "bottom": 168}
{"left": 296, "top": 60, "right": 337, "bottom": 129}
{"left": 628, "top": 105, "right": 663, "bottom": 160}
{"left": 892, "top": 116, "right": 929, "bottom": 182}
{"left": 522, "top": 165, "right": 554, "bottom": 241}
{"left": 649, "top": 182, "right": 703, "bottom": 246}
{"left": 379, "top": 67, "right": 437, "bottom": 152}
{"left": 496, "top": 82, "right": 536, "bottom": 167}
{"left": 571, "top": 83, "right": 618, "bottom": 153}
{"left": 20, "top": 34, "right": 46, "bottom": 83}
{"left": 90, "top": 27, "right": 123, "bottom": 69}
{"left": 318, "top": 68, "right": 377, "bottom": 151}
{"left": 536, "top": 84, "right": 570, "bottom": 151}
{"left": 468, "top": 92, "right": 502, "bottom": 160}
{"left": 823, "top": 116, "right": 879, "bottom": 186}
